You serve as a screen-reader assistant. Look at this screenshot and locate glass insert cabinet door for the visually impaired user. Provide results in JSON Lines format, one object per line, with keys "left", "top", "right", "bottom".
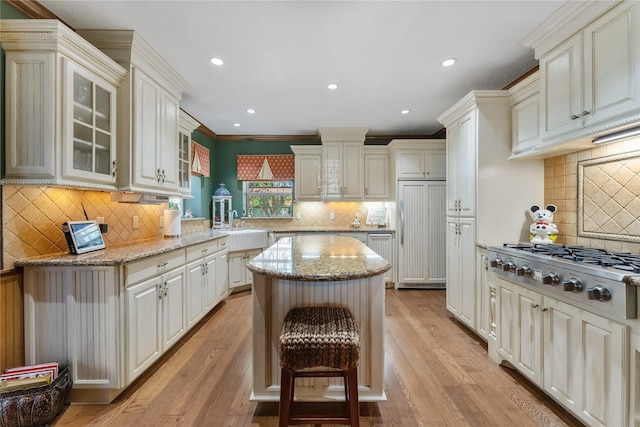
{"left": 63, "top": 59, "right": 118, "bottom": 186}
{"left": 178, "top": 130, "right": 190, "bottom": 191}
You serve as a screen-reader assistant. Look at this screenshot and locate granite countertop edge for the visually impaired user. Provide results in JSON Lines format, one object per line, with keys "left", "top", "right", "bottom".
{"left": 247, "top": 263, "right": 391, "bottom": 282}
{"left": 14, "top": 230, "right": 229, "bottom": 267}
{"left": 247, "top": 235, "right": 392, "bottom": 282}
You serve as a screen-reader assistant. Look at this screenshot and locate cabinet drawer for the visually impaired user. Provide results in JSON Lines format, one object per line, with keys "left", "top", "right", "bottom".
{"left": 126, "top": 250, "right": 186, "bottom": 287}
{"left": 185, "top": 238, "right": 228, "bottom": 263}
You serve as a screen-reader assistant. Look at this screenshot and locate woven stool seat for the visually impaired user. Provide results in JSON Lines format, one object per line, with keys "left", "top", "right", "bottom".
{"left": 278, "top": 306, "right": 361, "bottom": 426}
{"left": 279, "top": 306, "right": 360, "bottom": 371}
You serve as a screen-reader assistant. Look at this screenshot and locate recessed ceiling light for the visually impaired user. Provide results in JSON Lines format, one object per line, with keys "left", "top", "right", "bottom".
{"left": 210, "top": 57, "right": 224, "bottom": 66}
{"left": 327, "top": 83, "right": 338, "bottom": 90}
{"left": 401, "top": 109, "right": 410, "bottom": 115}
{"left": 246, "top": 109, "right": 256, "bottom": 114}
{"left": 233, "top": 123, "right": 240, "bottom": 127}
{"left": 441, "top": 58, "right": 456, "bottom": 67}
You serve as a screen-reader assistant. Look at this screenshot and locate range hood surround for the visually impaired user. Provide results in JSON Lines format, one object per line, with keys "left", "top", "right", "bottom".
{"left": 110, "top": 192, "right": 170, "bottom": 204}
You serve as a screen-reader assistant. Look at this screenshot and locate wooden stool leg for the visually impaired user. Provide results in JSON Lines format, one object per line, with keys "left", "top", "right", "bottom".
{"left": 279, "top": 368, "right": 293, "bottom": 427}
{"left": 347, "top": 368, "right": 360, "bottom": 427}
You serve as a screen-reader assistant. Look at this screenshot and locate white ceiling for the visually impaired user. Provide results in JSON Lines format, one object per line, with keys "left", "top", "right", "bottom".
{"left": 38, "top": 0, "right": 564, "bottom": 138}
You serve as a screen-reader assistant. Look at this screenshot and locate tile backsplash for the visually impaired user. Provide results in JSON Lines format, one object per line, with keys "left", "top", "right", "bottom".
{"left": 544, "top": 136, "right": 640, "bottom": 253}
{"left": 2, "top": 186, "right": 165, "bottom": 270}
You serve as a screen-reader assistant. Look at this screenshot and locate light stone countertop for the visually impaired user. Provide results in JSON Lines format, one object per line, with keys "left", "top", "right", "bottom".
{"left": 247, "top": 235, "right": 391, "bottom": 282}
{"left": 14, "top": 230, "right": 229, "bottom": 267}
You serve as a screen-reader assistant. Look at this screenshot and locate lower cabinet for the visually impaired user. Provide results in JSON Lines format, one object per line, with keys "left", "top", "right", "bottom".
{"left": 126, "top": 265, "right": 186, "bottom": 383}
{"left": 229, "top": 249, "right": 261, "bottom": 291}
{"left": 366, "top": 233, "right": 394, "bottom": 285}
{"left": 494, "top": 275, "right": 628, "bottom": 427}
{"left": 475, "top": 249, "right": 496, "bottom": 343}
{"left": 186, "top": 239, "right": 229, "bottom": 328}
{"left": 21, "top": 236, "right": 228, "bottom": 404}
{"left": 445, "top": 217, "right": 476, "bottom": 328}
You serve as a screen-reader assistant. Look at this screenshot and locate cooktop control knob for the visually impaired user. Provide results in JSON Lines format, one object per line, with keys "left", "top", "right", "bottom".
{"left": 587, "top": 285, "right": 611, "bottom": 302}
{"left": 502, "top": 262, "right": 516, "bottom": 272}
{"left": 516, "top": 265, "right": 532, "bottom": 277}
{"left": 490, "top": 258, "right": 503, "bottom": 268}
{"left": 562, "top": 278, "right": 583, "bottom": 293}
{"left": 542, "top": 272, "right": 560, "bottom": 286}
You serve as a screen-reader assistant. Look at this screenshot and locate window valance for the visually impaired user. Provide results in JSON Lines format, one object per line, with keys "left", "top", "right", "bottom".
{"left": 237, "top": 155, "right": 294, "bottom": 180}
{"left": 191, "top": 142, "right": 210, "bottom": 177}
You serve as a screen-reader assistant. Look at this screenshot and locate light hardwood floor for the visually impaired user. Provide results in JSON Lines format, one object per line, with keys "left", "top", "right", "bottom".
{"left": 53, "top": 289, "right": 584, "bottom": 426}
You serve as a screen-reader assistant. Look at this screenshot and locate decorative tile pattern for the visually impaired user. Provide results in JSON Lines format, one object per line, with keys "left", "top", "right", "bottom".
{"left": 578, "top": 151, "right": 640, "bottom": 241}
{"left": 544, "top": 136, "right": 640, "bottom": 253}
{"left": 2, "top": 186, "right": 165, "bottom": 270}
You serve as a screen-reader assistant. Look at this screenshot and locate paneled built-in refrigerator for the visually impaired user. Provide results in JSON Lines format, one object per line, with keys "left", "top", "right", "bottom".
{"left": 396, "top": 180, "right": 446, "bottom": 289}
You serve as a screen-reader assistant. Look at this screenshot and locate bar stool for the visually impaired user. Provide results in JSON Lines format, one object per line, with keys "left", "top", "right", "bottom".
{"left": 278, "top": 305, "right": 360, "bottom": 427}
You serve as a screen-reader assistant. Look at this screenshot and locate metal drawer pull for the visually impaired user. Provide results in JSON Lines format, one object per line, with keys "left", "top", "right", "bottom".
{"left": 157, "top": 261, "right": 168, "bottom": 268}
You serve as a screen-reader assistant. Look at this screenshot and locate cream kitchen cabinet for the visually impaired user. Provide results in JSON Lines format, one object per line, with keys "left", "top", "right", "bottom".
{"left": 526, "top": 1, "right": 640, "bottom": 146}
{"left": 125, "top": 251, "right": 187, "bottom": 383}
{"left": 322, "top": 141, "right": 364, "bottom": 199}
{"left": 366, "top": 233, "right": 395, "bottom": 286}
{"left": 185, "top": 238, "right": 228, "bottom": 328}
{"left": 445, "top": 217, "right": 476, "bottom": 328}
{"left": 364, "top": 147, "right": 391, "bottom": 200}
{"left": 438, "top": 91, "right": 544, "bottom": 331}
{"left": 178, "top": 111, "right": 200, "bottom": 197}
{"left": 444, "top": 110, "right": 477, "bottom": 217}
{"left": 494, "top": 275, "right": 628, "bottom": 427}
{"left": 78, "top": 29, "right": 190, "bottom": 197}
{"left": 476, "top": 250, "right": 496, "bottom": 344}
{"left": 390, "top": 139, "right": 446, "bottom": 181}
{"left": 23, "top": 266, "right": 120, "bottom": 402}
{"left": 291, "top": 145, "right": 322, "bottom": 200}
{"left": 0, "top": 20, "right": 127, "bottom": 190}
{"left": 508, "top": 71, "right": 541, "bottom": 158}
{"left": 228, "top": 249, "right": 261, "bottom": 291}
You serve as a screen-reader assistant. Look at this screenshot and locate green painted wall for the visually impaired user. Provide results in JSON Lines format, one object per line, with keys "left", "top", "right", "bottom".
{"left": 213, "top": 140, "right": 319, "bottom": 215}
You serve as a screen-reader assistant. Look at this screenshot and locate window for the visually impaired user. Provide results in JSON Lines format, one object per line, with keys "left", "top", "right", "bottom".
{"left": 243, "top": 181, "right": 293, "bottom": 218}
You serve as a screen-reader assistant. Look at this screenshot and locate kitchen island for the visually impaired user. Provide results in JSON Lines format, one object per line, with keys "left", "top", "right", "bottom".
{"left": 247, "top": 235, "right": 390, "bottom": 402}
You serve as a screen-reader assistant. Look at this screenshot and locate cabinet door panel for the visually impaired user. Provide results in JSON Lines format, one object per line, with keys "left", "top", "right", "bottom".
{"left": 543, "top": 299, "right": 580, "bottom": 412}
{"left": 186, "top": 261, "right": 204, "bottom": 328}
{"left": 396, "top": 149, "right": 426, "bottom": 179}
{"left": 364, "top": 152, "right": 389, "bottom": 200}
{"left": 159, "top": 93, "right": 179, "bottom": 190}
{"left": 457, "top": 111, "right": 477, "bottom": 216}
{"left": 126, "top": 278, "right": 162, "bottom": 382}
{"left": 294, "top": 152, "right": 322, "bottom": 200}
{"left": 516, "top": 289, "right": 542, "bottom": 384}
{"left": 163, "top": 269, "right": 186, "bottom": 349}
{"left": 133, "top": 69, "right": 161, "bottom": 189}
{"left": 204, "top": 255, "right": 217, "bottom": 310}
{"left": 216, "top": 252, "right": 229, "bottom": 300}
{"left": 342, "top": 142, "right": 363, "bottom": 198}
{"left": 497, "top": 281, "right": 517, "bottom": 364}
{"left": 579, "top": 311, "right": 626, "bottom": 427}
{"left": 584, "top": 1, "right": 640, "bottom": 127}
{"left": 540, "top": 35, "right": 583, "bottom": 138}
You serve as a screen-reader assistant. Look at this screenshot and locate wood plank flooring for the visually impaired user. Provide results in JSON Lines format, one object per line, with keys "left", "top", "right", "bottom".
{"left": 53, "top": 289, "right": 584, "bottom": 426}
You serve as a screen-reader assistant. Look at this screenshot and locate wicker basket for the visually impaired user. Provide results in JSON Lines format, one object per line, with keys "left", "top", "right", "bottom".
{"left": 0, "top": 365, "right": 72, "bottom": 427}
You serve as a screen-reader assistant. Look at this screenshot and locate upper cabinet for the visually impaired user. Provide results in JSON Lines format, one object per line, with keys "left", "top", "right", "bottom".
{"left": 178, "top": 111, "right": 201, "bottom": 198}
{"left": 363, "top": 146, "right": 391, "bottom": 200}
{"left": 521, "top": 0, "right": 640, "bottom": 155}
{"left": 0, "top": 20, "right": 127, "bottom": 189}
{"left": 291, "top": 145, "right": 322, "bottom": 201}
{"left": 389, "top": 139, "right": 446, "bottom": 181}
{"left": 508, "top": 72, "right": 541, "bottom": 158}
{"left": 319, "top": 127, "right": 368, "bottom": 200}
{"left": 78, "top": 30, "right": 191, "bottom": 197}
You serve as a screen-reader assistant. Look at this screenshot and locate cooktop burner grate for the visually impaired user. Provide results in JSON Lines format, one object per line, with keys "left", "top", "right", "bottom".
{"left": 502, "top": 243, "right": 640, "bottom": 273}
